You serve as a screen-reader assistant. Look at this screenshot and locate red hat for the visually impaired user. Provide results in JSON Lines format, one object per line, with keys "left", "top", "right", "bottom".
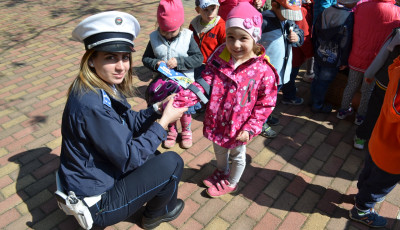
{"left": 157, "top": 0, "right": 185, "bottom": 32}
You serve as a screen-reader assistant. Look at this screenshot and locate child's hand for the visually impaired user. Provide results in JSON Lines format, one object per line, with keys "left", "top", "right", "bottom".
{"left": 339, "top": 65, "right": 347, "bottom": 71}
{"left": 167, "top": 58, "right": 178, "bottom": 69}
{"left": 253, "top": 0, "right": 263, "bottom": 9}
{"left": 236, "top": 131, "right": 250, "bottom": 142}
{"left": 365, "top": 77, "right": 374, "bottom": 84}
{"left": 288, "top": 29, "right": 299, "bottom": 43}
{"left": 156, "top": 61, "right": 165, "bottom": 69}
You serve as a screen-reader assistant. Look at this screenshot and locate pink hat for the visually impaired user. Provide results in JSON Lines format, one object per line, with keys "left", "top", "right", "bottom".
{"left": 225, "top": 2, "right": 262, "bottom": 42}
{"left": 157, "top": 0, "right": 185, "bottom": 32}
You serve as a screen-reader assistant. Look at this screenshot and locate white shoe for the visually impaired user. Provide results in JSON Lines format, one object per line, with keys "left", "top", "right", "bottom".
{"left": 302, "top": 73, "right": 314, "bottom": 83}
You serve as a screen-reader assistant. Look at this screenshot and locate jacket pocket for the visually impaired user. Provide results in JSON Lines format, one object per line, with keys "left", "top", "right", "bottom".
{"left": 240, "top": 79, "right": 255, "bottom": 107}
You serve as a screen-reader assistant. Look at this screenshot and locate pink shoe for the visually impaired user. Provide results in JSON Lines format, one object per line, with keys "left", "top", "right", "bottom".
{"left": 206, "top": 180, "right": 237, "bottom": 198}
{"left": 203, "top": 169, "right": 229, "bottom": 187}
{"left": 163, "top": 125, "right": 177, "bottom": 149}
{"left": 180, "top": 130, "right": 192, "bottom": 149}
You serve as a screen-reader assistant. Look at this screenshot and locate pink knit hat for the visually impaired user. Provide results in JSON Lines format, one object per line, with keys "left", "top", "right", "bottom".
{"left": 225, "top": 2, "right": 262, "bottom": 42}
{"left": 157, "top": 0, "right": 185, "bottom": 32}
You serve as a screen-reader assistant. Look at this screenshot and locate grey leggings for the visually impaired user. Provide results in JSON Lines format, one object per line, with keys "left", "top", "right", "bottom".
{"left": 340, "top": 69, "right": 375, "bottom": 116}
{"left": 213, "top": 143, "right": 246, "bottom": 186}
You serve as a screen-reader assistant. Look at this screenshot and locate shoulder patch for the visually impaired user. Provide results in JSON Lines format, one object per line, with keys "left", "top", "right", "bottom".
{"left": 101, "top": 89, "right": 111, "bottom": 108}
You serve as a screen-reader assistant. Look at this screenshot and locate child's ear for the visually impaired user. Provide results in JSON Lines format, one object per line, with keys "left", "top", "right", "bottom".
{"left": 195, "top": 6, "right": 201, "bottom": 14}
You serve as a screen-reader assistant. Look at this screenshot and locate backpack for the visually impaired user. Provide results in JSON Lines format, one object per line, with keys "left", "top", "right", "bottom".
{"left": 313, "top": 13, "right": 352, "bottom": 68}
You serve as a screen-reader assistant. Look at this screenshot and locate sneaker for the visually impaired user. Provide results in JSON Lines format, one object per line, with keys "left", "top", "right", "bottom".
{"left": 267, "top": 116, "right": 280, "bottom": 126}
{"left": 180, "top": 130, "right": 192, "bottom": 149}
{"left": 337, "top": 107, "right": 354, "bottom": 119}
{"left": 349, "top": 206, "right": 387, "bottom": 228}
{"left": 142, "top": 199, "right": 185, "bottom": 229}
{"left": 302, "top": 73, "right": 314, "bottom": 83}
{"left": 206, "top": 179, "right": 238, "bottom": 198}
{"left": 203, "top": 169, "right": 229, "bottom": 188}
{"left": 354, "top": 114, "right": 365, "bottom": 126}
{"left": 353, "top": 135, "right": 366, "bottom": 150}
{"left": 311, "top": 104, "right": 332, "bottom": 114}
{"left": 163, "top": 130, "right": 178, "bottom": 149}
{"left": 260, "top": 125, "right": 277, "bottom": 138}
{"left": 282, "top": 97, "right": 304, "bottom": 105}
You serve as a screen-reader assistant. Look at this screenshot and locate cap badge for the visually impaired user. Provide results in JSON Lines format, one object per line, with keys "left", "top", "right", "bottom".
{"left": 115, "top": 17, "right": 123, "bottom": 25}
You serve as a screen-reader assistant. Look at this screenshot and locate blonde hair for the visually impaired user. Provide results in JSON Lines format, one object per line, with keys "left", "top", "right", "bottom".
{"left": 253, "top": 42, "right": 263, "bottom": 56}
{"left": 67, "top": 50, "right": 136, "bottom": 100}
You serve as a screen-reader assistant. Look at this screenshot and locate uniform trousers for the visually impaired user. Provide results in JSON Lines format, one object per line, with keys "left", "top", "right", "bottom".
{"left": 88, "top": 151, "right": 183, "bottom": 227}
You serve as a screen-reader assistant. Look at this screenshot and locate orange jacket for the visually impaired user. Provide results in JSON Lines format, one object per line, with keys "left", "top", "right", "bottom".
{"left": 369, "top": 55, "right": 400, "bottom": 174}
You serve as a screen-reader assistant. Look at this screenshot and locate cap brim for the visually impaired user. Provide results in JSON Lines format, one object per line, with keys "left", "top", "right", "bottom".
{"left": 93, "top": 42, "right": 135, "bottom": 52}
{"left": 200, "top": 3, "right": 219, "bottom": 8}
{"left": 280, "top": 7, "right": 303, "bottom": 21}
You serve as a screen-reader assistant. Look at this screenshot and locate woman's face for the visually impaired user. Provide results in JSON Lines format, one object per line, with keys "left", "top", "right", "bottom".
{"left": 90, "top": 51, "right": 131, "bottom": 85}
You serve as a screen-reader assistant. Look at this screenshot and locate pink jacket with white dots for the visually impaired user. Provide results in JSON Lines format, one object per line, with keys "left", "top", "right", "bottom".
{"left": 174, "top": 44, "right": 279, "bottom": 149}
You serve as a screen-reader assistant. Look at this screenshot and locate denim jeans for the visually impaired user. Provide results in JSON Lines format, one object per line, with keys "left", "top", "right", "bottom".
{"left": 356, "top": 152, "right": 400, "bottom": 210}
{"left": 88, "top": 151, "right": 184, "bottom": 227}
{"left": 282, "top": 67, "right": 300, "bottom": 100}
{"left": 310, "top": 63, "right": 338, "bottom": 108}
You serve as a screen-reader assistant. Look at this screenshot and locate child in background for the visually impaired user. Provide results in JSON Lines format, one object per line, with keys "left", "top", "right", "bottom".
{"left": 142, "top": 0, "right": 203, "bottom": 149}
{"left": 258, "top": 0, "right": 304, "bottom": 138}
{"left": 349, "top": 56, "right": 400, "bottom": 228}
{"left": 218, "top": 0, "right": 266, "bottom": 21}
{"left": 292, "top": 0, "right": 314, "bottom": 85}
{"left": 190, "top": 0, "right": 226, "bottom": 76}
{"left": 336, "top": 0, "right": 400, "bottom": 125}
{"left": 313, "top": 0, "right": 336, "bottom": 24}
{"left": 353, "top": 27, "right": 400, "bottom": 150}
{"left": 310, "top": 0, "right": 356, "bottom": 113}
{"left": 174, "top": 2, "right": 279, "bottom": 197}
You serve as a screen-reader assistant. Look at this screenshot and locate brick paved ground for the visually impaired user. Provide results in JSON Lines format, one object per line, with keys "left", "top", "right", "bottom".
{"left": 0, "top": 0, "right": 399, "bottom": 229}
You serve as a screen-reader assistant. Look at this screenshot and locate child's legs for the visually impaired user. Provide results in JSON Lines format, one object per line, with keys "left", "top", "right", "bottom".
{"left": 357, "top": 79, "right": 376, "bottom": 116}
{"left": 356, "top": 152, "right": 400, "bottom": 210}
{"left": 180, "top": 114, "right": 192, "bottom": 131}
{"left": 355, "top": 86, "right": 385, "bottom": 140}
{"left": 228, "top": 145, "right": 246, "bottom": 186}
{"left": 340, "top": 69, "right": 363, "bottom": 109}
{"left": 282, "top": 67, "right": 300, "bottom": 100}
{"left": 306, "top": 57, "right": 314, "bottom": 75}
{"left": 213, "top": 143, "right": 229, "bottom": 173}
{"left": 311, "top": 64, "right": 338, "bottom": 107}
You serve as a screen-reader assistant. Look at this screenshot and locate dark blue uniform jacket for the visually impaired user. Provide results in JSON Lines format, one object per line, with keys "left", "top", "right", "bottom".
{"left": 59, "top": 88, "right": 167, "bottom": 198}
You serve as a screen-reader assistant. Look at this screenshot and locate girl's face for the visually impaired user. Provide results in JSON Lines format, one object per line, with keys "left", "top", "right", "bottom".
{"left": 159, "top": 28, "right": 180, "bottom": 40}
{"left": 196, "top": 5, "right": 219, "bottom": 23}
{"left": 90, "top": 51, "right": 131, "bottom": 85}
{"left": 226, "top": 27, "right": 255, "bottom": 62}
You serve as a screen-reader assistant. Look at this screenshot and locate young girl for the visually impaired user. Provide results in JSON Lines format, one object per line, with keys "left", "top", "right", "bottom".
{"left": 174, "top": 2, "right": 279, "bottom": 197}
{"left": 142, "top": 0, "right": 203, "bottom": 149}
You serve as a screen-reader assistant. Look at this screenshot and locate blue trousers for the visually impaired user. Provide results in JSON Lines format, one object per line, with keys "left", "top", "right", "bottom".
{"left": 88, "top": 151, "right": 184, "bottom": 227}
{"left": 356, "top": 152, "right": 400, "bottom": 210}
{"left": 310, "top": 63, "right": 338, "bottom": 108}
{"left": 282, "top": 67, "right": 300, "bottom": 100}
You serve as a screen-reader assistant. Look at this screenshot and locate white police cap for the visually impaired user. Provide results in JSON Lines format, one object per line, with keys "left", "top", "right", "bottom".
{"left": 72, "top": 11, "right": 140, "bottom": 52}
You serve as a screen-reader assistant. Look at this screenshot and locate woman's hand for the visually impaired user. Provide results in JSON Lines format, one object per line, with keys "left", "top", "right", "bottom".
{"left": 236, "top": 131, "right": 250, "bottom": 142}
{"left": 157, "top": 98, "right": 188, "bottom": 129}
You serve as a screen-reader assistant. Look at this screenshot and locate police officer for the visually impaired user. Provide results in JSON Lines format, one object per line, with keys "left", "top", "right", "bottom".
{"left": 58, "top": 11, "right": 187, "bottom": 229}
